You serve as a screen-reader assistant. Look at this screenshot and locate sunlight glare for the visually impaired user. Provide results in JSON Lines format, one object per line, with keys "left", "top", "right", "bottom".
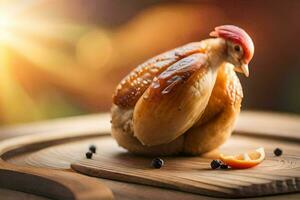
{"left": 0, "top": 0, "right": 96, "bottom": 123}
{"left": 0, "top": 15, "right": 12, "bottom": 42}
{"left": 0, "top": 16, "right": 9, "bottom": 29}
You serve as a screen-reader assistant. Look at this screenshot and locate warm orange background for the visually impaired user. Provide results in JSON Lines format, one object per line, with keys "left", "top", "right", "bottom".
{"left": 0, "top": 0, "right": 299, "bottom": 124}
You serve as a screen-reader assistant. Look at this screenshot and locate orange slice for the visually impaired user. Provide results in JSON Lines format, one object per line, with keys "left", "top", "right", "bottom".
{"left": 219, "top": 147, "right": 265, "bottom": 169}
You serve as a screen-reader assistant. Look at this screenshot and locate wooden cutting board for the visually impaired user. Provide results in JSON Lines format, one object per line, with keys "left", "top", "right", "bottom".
{"left": 0, "top": 111, "right": 300, "bottom": 199}
{"left": 70, "top": 135, "right": 299, "bottom": 198}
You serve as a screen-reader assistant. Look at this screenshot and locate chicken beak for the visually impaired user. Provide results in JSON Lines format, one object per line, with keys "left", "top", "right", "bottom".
{"left": 235, "top": 63, "right": 249, "bottom": 77}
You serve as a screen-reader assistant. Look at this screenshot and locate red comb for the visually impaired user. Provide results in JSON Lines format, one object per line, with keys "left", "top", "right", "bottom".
{"left": 210, "top": 25, "right": 254, "bottom": 63}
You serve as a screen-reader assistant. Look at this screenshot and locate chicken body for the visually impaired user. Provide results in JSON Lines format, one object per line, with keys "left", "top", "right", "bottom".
{"left": 111, "top": 24, "right": 253, "bottom": 155}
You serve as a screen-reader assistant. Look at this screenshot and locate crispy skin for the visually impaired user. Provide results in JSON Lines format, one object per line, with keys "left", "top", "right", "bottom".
{"left": 113, "top": 42, "right": 206, "bottom": 108}
{"left": 111, "top": 105, "right": 184, "bottom": 156}
{"left": 184, "top": 63, "right": 243, "bottom": 154}
{"left": 111, "top": 42, "right": 243, "bottom": 155}
{"left": 133, "top": 53, "right": 215, "bottom": 146}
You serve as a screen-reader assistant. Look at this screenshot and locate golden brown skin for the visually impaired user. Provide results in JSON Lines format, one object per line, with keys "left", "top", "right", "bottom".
{"left": 111, "top": 41, "right": 243, "bottom": 156}
{"left": 113, "top": 42, "right": 207, "bottom": 108}
{"left": 111, "top": 105, "right": 185, "bottom": 156}
{"left": 184, "top": 64, "right": 243, "bottom": 154}
{"left": 133, "top": 54, "right": 215, "bottom": 146}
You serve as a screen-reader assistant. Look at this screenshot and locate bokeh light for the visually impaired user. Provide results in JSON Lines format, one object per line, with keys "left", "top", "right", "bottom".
{"left": 0, "top": 0, "right": 298, "bottom": 125}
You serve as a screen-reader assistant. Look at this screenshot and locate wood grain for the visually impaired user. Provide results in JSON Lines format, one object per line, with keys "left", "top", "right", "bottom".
{"left": 237, "top": 111, "right": 300, "bottom": 141}
{"left": 70, "top": 135, "right": 300, "bottom": 198}
{"left": 0, "top": 162, "right": 113, "bottom": 200}
{"left": 0, "top": 111, "right": 299, "bottom": 199}
{"left": 0, "top": 121, "right": 114, "bottom": 200}
{"left": 5, "top": 134, "right": 299, "bottom": 198}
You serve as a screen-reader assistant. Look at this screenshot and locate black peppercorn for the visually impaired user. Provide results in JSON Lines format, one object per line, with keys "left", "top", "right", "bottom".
{"left": 151, "top": 158, "right": 164, "bottom": 169}
{"left": 274, "top": 148, "right": 282, "bottom": 156}
{"left": 86, "top": 151, "right": 93, "bottom": 159}
{"left": 220, "top": 164, "right": 228, "bottom": 169}
{"left": 89, "top": 145, "right": 96, "bottom": 153}
{"left": 210, "top": 160, "right": 221, "bottom": 169}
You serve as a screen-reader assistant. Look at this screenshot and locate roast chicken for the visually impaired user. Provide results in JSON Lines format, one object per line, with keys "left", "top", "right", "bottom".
{"left": 111, "top": 25, "right": 254, "bottom": 155}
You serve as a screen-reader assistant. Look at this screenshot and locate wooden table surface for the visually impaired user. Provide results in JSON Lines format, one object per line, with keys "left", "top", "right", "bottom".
{"left": 0, "top": 111, "right": 299, "bottom": 200}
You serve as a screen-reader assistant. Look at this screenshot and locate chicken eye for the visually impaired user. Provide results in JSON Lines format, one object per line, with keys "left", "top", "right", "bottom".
{"left": 234, "top": 45, "right": 241, "bottom": 52}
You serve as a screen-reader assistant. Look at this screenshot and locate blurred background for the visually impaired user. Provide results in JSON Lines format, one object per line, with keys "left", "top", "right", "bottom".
{"left": 0, "top": 0, "right": 299, "bottom": 125}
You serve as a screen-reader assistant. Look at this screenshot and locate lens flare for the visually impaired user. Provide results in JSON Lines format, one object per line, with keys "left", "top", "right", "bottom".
{"left": 0, "top": 16, "right": 9, "bottom": 29}
{"left": 0, "top": 0, "right": 92, "bottom": 123}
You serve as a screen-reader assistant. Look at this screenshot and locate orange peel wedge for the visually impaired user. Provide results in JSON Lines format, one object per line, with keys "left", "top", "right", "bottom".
{"left": 220, "top": 147, "right": 265, "bottom": 169}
